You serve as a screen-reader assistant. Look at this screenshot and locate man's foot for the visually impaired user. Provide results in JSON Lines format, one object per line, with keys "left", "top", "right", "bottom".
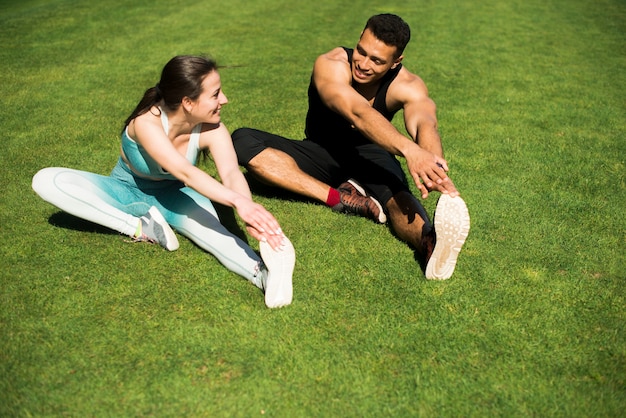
{"left": 425, "top": 194, "right": 470, "bottom": 280}
{"left": 134, "top": 206, "right": 179, "bottom": 251}
{"left": 260, "top": 237, "right": 296, "bottom": 308}
{"left": 332, "top": 179, "right": 387, "bottom": 223}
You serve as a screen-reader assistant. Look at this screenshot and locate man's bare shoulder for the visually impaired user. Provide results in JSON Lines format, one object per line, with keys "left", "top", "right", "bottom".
{"left": 313, "top": 47, "right": 352, "bottom": 84}
{"left": 396, "top": 67, "right": 429, "bottom": 94}
{"left": 318, "top": 47, "right": 349, "bottom": 63}
{"left": 387, "top": 66, "right": 430, "bottom": 103}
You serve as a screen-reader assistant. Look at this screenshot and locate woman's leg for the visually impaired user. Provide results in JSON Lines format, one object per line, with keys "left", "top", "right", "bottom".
{"left": 154, "top": 184, "right": 295, "bottom": 307}
{"left": 32, "top": 167, "right": 178, "bottom": 250}
{"left": 155, "top": 185, "right": 265, "bottom": 284}
{"left": 33, "top": 167, "right": 142, "bottom": 236}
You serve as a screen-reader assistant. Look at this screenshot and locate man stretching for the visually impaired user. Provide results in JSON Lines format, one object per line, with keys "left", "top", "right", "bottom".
{"left": 233, "top": 14, "right": 470, "bottom": 279}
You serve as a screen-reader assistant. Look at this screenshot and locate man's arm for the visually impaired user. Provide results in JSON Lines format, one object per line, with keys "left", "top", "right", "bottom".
{"left": 313, "top": 49, "right": 412, "bottom": 156}
{"left": 395, "top": 77, "right": 458, "bottom": 197}
{"left": 313, "top": 49, "right": 457, "bottom": 198}
{"left": 400, "top": 86, "right": 443, "bottom": 156}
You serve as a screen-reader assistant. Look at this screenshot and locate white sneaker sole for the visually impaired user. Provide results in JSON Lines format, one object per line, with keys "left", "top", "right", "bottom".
{"left": 347, "top": 179, "right": 387, "bottom": 224}
{"left": 147, "top": 206, "right": 179, "bottom": 251}
{"left": 425, "top": 195, "right": 470, "bottom": 280}
{"left": 260, "top": 237, "right": 296, "bottom": 308}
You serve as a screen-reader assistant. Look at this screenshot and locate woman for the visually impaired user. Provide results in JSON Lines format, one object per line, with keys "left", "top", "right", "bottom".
{"left": 32, "top": 55, "right": 295, "bottom": 309}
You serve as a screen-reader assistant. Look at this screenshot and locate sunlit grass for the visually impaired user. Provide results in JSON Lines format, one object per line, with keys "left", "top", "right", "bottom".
{"left": 1, "top": 0, "right": 624, "bottom": 416}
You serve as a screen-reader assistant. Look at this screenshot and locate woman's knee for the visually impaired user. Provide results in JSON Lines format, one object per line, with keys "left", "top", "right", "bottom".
{"left": 32, "top": 167, "right": 65, "bottom": 198}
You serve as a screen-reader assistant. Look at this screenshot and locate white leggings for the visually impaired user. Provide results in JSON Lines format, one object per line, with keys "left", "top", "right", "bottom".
{"left": 32, "top": 161, "right": 263, "bottom": 285}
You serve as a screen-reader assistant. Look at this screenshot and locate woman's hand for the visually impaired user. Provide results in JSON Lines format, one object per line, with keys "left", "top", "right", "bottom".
{"left": 234, "top": 198, "right": 286, "bottom": 250}
{"left": 246, "top": 224, "right": 286, "bottom": 250}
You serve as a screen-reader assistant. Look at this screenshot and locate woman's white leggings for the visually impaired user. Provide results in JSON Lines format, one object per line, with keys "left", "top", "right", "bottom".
{"left": 32, "top": 161, "right": 263, "bottom": 285}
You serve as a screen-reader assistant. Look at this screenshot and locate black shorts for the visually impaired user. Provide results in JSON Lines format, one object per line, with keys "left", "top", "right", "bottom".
{"left": 232, "top": 127, "right": 410, "bottom": 205}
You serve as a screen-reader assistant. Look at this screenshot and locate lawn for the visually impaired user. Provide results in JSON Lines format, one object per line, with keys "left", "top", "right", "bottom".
{"left": 1, "top": 0, "right": 624, "bottom": 416}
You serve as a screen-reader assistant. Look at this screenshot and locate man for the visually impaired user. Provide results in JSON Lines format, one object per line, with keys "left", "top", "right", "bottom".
{"left": 232, "top": 14, "right": 470, "bottom": 279}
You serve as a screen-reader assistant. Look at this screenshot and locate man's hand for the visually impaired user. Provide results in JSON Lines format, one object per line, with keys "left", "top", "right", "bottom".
{"left": 406, "top": 145, "right": 459, "bottom": 199}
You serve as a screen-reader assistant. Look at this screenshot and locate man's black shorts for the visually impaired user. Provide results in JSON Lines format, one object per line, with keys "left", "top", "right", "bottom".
{"left": 232, "top": 127, "right": 410, "bottom": 206}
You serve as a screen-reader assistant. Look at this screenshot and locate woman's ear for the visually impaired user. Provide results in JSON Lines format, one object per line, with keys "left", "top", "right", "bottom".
{"left": 182, "top": 96, "right": 194, "bottom": 112}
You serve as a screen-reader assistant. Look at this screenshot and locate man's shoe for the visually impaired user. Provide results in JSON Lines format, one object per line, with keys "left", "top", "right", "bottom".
{"left": 134, "top": 206, "right": 179, "bottom": 251}
{"left": 425, "top": 194, "right": 470, "bottom": 280}
{"left": 332, "top": 179, "right": 387, "bottom": 223}
{"left": 260, "top": 237, "right": 296, "bottom": 308}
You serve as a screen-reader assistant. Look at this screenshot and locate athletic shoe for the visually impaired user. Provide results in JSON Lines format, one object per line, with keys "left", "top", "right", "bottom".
{"left": 332, "top": 179, "right": 387, "bottom": 223}
{"left": 260, "top": 237, "right": 296, "bottom": 308}
{"left": 134, "top": 206, "right": 179, "bottom": 251}
{"left": 425, "top": 194, "right": 470, "bottom": 280}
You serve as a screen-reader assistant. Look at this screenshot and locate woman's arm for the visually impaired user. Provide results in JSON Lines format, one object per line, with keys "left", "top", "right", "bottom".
{"left": 132, "top": 113, "right": 284, "bottom": 244}
{"left": 203, "top": 123, "right": 253, "bottom": 200}
{"left": 202, "top": 123, "right": 286, "bottom": 247}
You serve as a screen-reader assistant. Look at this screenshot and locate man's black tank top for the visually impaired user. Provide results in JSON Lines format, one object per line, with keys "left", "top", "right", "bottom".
{"left": 305, "top": 47, "right": 402, "bottom": 150}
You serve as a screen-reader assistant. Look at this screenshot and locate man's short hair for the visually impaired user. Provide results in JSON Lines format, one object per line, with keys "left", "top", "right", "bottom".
{"left": 364, "top": 14, "right": 411, "bottom": 58}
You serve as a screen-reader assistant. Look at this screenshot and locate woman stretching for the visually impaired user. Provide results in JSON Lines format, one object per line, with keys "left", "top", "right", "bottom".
{"left": 32, "top": 55, "right": 295, "bottom": 309}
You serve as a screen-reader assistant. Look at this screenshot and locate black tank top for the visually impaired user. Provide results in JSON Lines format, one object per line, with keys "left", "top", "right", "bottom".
{"left": 305, "top": 47, "right": 402, "bottom": 150}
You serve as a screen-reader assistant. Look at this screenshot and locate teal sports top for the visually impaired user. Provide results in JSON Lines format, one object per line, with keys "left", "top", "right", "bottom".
{"left": 120, "top": 109, "right": 202, "bottom": 180}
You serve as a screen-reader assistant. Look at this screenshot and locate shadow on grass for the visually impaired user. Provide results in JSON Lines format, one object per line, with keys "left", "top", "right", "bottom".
{"left": 212, "top": 203, "right": 249, "bottom": 244}
{"left": 47, "top": 207, "right": 251, "bottom": 246}
{"left": 48, "top": 212, "right": 117, "bottom": 235}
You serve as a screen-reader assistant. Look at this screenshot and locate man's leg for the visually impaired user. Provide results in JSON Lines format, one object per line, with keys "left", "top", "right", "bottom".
{"left": 347, "top": 144, "right": 470, "bottom": 279}
{"left": 232, "top": 128, "right": 386, "bottom": 223}
{"left": 386, "top": 191, "right": 433, "bottom": 259}
{"left": 246, "top": 147, "right": 330, "bottom": 202}
{"left": 247, "top": 149, "right": 386, "bottom": 222}
{"left": 386, "top": 191, "right": 470, "bottom": 280}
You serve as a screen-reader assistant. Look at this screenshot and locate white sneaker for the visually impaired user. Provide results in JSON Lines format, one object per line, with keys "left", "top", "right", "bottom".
{"left": 425, "top": 195, "right": 470, "bottom": 280}
{"left": 259, "top": 237, "right": 296, "bottom": 308}
{"left": 135, "top": 206, "right": 179, "bottom": 251}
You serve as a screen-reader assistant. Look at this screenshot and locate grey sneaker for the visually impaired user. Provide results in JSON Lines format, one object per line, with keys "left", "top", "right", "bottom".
{"left": 260, "top": 237, "right": 296, "bottom": 308}
{"left": 425, "top": 194, "right": 470, "bottom": 280}
{"left": 332, "top": 179, "right": 387, "bottom": 223}
{"left": 134, "top": 206, "right": 179, "bottom": 251}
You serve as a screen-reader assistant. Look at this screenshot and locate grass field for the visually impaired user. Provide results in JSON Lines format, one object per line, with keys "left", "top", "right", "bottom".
{"left": 1, "top": 0, "right": 624, "bottom": 416}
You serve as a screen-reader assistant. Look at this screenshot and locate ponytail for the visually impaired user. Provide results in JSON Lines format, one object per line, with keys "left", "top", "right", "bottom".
{"left": 122, "top": 85, "right": 162, "bottom": 131}
{"left": 122, "top": 56, "right": 218, "bottom": 131}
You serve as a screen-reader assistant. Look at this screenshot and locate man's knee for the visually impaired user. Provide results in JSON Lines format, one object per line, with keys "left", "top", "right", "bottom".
{"left": 231, "top": 128, "right": 263, "bottom": 166}
{"left": 231, "top": 127, "right": 253, "bottom": 143}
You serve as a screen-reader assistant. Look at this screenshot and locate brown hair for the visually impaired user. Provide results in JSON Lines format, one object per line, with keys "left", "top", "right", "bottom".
{"left": 123, "top": 55, "right": 218, "bottom": 129}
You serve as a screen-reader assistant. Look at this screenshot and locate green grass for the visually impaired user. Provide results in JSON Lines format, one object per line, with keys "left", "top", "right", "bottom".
{"left": 1, "top": 0, "right": 624, "bottom": 416}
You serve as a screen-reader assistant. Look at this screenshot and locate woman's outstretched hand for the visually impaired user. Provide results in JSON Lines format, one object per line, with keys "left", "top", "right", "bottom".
{"left": 246, "top": 224, "right": 287, "bottom": 250}
{"left": 234, "top": 198, "right": 286, "bottom": 250}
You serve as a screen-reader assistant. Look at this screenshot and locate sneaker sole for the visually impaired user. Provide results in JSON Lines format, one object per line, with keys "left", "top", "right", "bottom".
{"left": 347, "top": 179, "right": 387, "bottom": 223}
{"left": 260, "top": 237, "right": 295, "bottom": 308}
{"left": 148, "top": 206, "right": 179, "bottom": 251}
{"left": 425, "top": 195, "right": 470, "bottom": 280}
